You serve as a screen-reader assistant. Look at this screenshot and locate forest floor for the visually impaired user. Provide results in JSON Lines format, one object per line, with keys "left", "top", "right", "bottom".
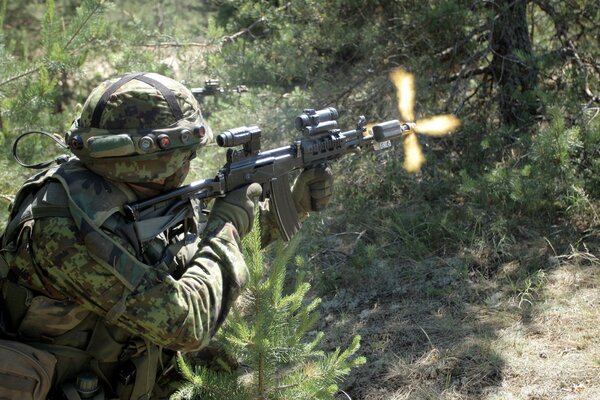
{"left": 310, "top": 231, "right": 600, "bottom": 400}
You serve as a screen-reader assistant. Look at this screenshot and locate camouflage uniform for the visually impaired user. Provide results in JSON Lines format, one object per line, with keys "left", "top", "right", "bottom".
{"left": 0, "top": 73, "right": 333, "bottom": 400}
{"left": 0, "top": 73, "right": 243, "bottom": 400}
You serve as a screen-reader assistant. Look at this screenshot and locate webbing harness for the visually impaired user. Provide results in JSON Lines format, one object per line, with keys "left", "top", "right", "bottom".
{"left": 0, "top": 161, "right": 200, "bottom": 399}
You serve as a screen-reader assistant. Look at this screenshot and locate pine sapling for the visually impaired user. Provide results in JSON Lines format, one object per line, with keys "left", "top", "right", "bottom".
{"left": 174, "top": 218, "right": 366, "bottom": 399}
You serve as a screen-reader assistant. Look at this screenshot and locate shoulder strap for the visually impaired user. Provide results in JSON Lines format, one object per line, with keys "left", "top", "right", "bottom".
{"left": 52, "top": 172, "right": 151, "bottom": 292}
{"left": 3, "top": 180, "right": 74, "bottom": 249}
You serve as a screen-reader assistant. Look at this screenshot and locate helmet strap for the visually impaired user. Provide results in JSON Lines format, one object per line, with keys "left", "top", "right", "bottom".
{"left": 90, "top": 72, "right": 184, "bottom": 128}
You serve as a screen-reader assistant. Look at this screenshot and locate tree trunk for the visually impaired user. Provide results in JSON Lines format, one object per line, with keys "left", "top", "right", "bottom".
{"left": 490, "top": 0, "right": 538, "bottom": 128}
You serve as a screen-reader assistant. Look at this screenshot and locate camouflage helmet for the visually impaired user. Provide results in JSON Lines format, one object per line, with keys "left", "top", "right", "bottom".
{"left": 66, "top": 72, "right": 212, "bottom": 186}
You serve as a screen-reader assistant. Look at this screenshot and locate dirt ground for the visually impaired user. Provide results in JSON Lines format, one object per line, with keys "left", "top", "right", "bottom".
{"left": 312, "top": 237, "right": 600, "bottom": 400}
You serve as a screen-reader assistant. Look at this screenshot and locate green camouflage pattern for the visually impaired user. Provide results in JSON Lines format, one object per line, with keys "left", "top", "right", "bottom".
{"left": 18, "top": 295, "right": 91, "bottom": 339}
{"left": 80, "top": 148, "right": 195, "bottom": 187}
{"left": 80, "top": 73, "right": 199, "bottom": 130}
{"left": 2, "top": 158, "right": 249, "bottom": 356}
{"left": 0, "top": 72, "right": 320, "bottom": 398}
{"left": 67, "top": 73, "right": 212, "bottom": 184}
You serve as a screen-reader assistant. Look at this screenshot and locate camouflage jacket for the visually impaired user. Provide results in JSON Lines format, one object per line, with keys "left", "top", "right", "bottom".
{"left": 0, "top": 158, "right": 250, "bottom": 397}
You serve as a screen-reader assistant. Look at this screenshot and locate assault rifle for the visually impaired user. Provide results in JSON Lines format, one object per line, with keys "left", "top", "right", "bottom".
{"left": 191, "top": 79, "right": 248, "bottom": 102}
{"left": 123, "top": 108, "right": 414, "bottom": 240}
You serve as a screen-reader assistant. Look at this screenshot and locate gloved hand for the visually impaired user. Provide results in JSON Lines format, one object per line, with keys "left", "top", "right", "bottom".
{"left": 186, "top": 339, "right": 240, "bottom": 373}
{"left": 209, "top": 183, "right": 262, "bottom": 237}
{"left": 291, "top": 165, "right": 334, "bottom": 215}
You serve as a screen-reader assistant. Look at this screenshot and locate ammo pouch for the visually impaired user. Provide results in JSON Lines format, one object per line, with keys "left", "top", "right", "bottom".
{"left": 0, "top": 338, "right": 57, "bottom": 400}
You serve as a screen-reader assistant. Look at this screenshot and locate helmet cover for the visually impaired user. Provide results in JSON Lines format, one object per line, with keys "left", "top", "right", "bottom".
{"left": 66, "top": 72, "right": 212, "bottom": 186}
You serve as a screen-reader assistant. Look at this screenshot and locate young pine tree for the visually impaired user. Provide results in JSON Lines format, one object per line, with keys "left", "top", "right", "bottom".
{"left": 172, "top": 220, "right": 366, "bottom": 400}
{"left": 0, "top": 0, "right": 114, "bottom": 227}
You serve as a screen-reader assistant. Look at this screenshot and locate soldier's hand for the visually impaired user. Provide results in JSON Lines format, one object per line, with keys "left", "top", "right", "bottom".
{"left": 209, "top": 183, "right": 262, "bottom": 237}
{"left": 292, "top": 165, "right": 334, "bottom": 215}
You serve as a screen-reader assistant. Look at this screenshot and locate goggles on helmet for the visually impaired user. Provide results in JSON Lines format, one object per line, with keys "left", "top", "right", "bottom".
{"left": 66, "top": 112, "right": 209, "bottom": 159}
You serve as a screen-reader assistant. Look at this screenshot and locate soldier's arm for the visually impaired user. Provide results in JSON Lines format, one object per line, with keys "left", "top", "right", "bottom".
{"left": 30, "top": 216, "right": 247, "bottom": 352}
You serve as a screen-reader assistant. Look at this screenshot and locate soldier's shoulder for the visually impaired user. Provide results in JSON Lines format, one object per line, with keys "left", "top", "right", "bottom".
{"left": 16, "top": 159, "right": 132, "bottom": 227}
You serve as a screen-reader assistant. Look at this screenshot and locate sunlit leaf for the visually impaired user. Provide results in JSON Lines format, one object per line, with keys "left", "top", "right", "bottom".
{"left": 415, "top": 115, "right": 461, "bottom": 136}
{"left": 390, "top": 68, "right": 415, "bottom": 122}
{"left": 403, "top": 132, "right": 424, "bottom": 172}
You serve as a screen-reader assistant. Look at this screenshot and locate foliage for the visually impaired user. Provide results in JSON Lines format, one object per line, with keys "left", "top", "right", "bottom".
{"left": 172, "top": 222, "right": 366, "bottom": 399}
{"left": 457, "top": 109, "right": 599, "bottom": 225}
{"left": 1, "top": 0, "right": 599, "bottom": 398}
{"left": 0, "top": 0, "right": 220, "bottom": 224}
{"left": 0, "top": 0, "right": 115, "bottom": 223}
{"left": 206, "top": 0, "right": 598, "bottom": 163}
{"left": 203, "top": 0, "right": 599, "bottom": 263}
{"left": 0, "top": 0, "right": 112, "bottom": 135}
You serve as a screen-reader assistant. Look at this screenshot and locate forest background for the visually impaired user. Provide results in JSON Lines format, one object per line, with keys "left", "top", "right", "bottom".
{"left": 0, "top": 0, "right": 599, "bottom": 399}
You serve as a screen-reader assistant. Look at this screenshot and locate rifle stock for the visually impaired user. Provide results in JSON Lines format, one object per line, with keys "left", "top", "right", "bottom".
{"left": 124, "top": 108, "right": 412, "bottom": 240}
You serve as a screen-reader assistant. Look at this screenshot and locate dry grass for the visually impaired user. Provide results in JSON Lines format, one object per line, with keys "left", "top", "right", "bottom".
{"left": 488, "top": 245, "right": 600, "bottom": 400}
{"left": 315, "top": 237, "right": 600, "bottom": 399}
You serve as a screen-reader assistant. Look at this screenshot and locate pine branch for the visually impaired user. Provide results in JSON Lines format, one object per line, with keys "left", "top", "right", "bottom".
{"left": 64, "top": 1, "right": 103, "bottom": 50}
{"left": 184, "top": 214, "right": 365, "bottom": 399}
{"left": 533, "top": 0, "right": 599, "bottom": 103}
{"left": 0, "top": 1, "right": 105, "bottom": 90}
{"left": 257, "top": 350, "right": 266, "bottom": 399}
{"left": 0, "top": 68, "right": 40, "bottom": 89}
{"left": 222, "top": 16, "right": 267, "bottom": 43}
{"left": 0, "top": 0, "right": 6, "bottom": 29}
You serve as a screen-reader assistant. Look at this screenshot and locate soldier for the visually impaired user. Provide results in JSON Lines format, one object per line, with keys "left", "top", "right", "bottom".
{"left": 0, "top": 72, "right": 333, "bottom": 399}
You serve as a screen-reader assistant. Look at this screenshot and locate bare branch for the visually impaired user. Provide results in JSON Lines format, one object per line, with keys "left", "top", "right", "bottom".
{"left": 0, "top": 194, "right": 14, "bottom": 204}
{"left": 222, "top": 16, "right": 266, "bottom": 43}
{"left": 138, "top": 42, "right": 212, "bottom": 48}
{"left": 221, "top": 2, "right": 291, "bottom": 44}
{"left": 447, "top": 66, "right": 491, "bottom": 83}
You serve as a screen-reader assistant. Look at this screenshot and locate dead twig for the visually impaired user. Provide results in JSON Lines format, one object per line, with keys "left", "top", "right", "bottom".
{"left": 138, "top": 42, "right": 211, "bottom": 48}
{"left": 222, "top": 17, "right": 267, "bottom": 42}
{"left": 307, "top": 230, "right": 367, "bottom": 263}
{"left": 0, "top": 194, "right": 14, "bottom": 204}
{"left": 221, "top": 2, "right": 291, "bottom": 43}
